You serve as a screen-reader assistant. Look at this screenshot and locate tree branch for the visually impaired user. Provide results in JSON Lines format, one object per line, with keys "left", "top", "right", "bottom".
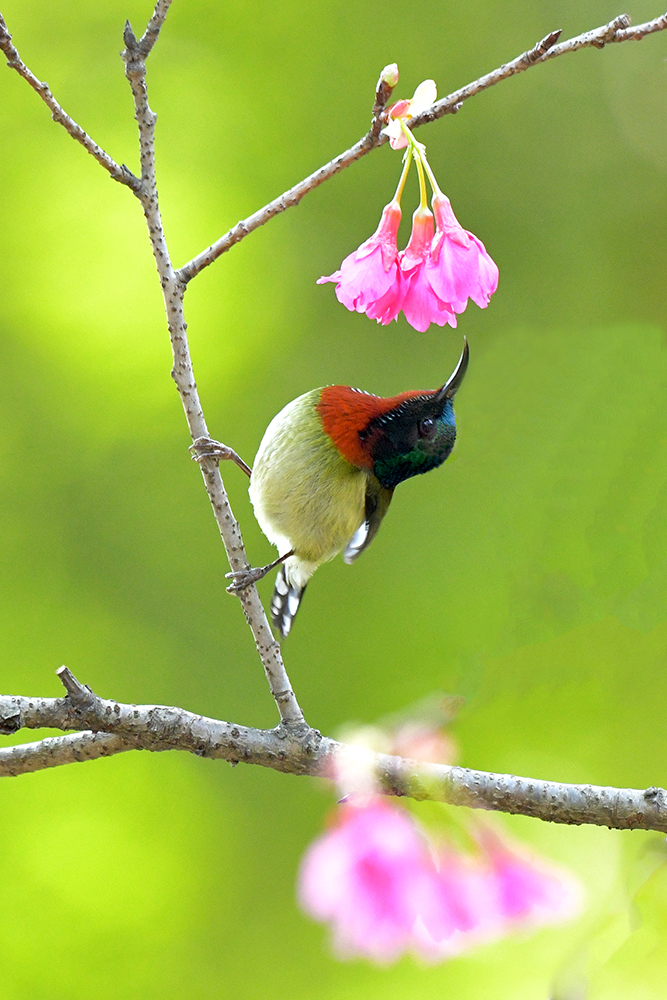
{"left": 2, "top": 671, "right": 666, "bottom": 835}
{"left": 3, "top": 4, "right": 665, "bottom": 283}
{"left": 118, "top": 3, "right": 305, "bottom": 727}
{"left": 0, "top": 1, "right": 304, "bottom": 727}
{"left": 176, "top": 10, "right": 667, "bottom": 283}
{"left": 0, "top": 13, "right": 140, "bottom": 189}
{"left": 408, "top": 12, "right": 667, "bottom": 131}
{"left": 0, "top": 731, "right": 132, "bottom": 776}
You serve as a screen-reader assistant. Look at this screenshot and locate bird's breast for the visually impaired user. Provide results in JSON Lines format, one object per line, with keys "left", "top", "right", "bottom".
{"left": 249, "top": 391, "right": 367, "bottom": 565}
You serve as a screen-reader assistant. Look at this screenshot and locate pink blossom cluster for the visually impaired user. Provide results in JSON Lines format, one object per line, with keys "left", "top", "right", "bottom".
{"left": 298, "top": 799, "right": 580, "bottom": 964}
{"left": 318, "top": 193, "right": 498, "bottom": 333}
{"left": 318, "top": 76, "right": 498, "bottom": 332}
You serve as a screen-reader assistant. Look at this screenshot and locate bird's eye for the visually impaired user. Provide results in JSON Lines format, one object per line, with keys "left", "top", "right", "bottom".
{"left": 418, "top": 417, "right": 437, "bottom": 440}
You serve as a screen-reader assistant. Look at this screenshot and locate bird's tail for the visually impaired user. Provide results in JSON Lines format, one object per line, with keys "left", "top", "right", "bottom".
{"left": 271, "top": 564, "right": 307, "bottom": 639}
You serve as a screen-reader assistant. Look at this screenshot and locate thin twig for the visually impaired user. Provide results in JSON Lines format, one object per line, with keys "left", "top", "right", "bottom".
{"left": 137, "top": 0, "right": 173, "bottom": 58}
{"left": 177, "top": 10, "right": 667, "bottom": 283}
{"left": 119, "top": 4, "right": 305, "bottom": 727}
{"left": 0, "top": 13, "right": 139, "bottom": 189}
{"left": 55, "top": 665, "right": 96, "bottom": 707}
{"left": 2, "top": 5, "right": 665, "bottom": 280}
{"left": 177, "top": 132, "right": 378, "bottom": 283}
{"left": 2, "top": 672, "right": 666, "bottom": 835}
{"left": 408, "top": 12, "right": 667, "bottom": 130}
{"left": 615, "top": 10, "right": 667, "bottom": 40}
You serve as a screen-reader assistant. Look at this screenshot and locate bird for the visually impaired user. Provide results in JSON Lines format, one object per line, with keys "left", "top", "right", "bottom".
{"left": 192, "top": 339, "right": 468, "bottom": 638}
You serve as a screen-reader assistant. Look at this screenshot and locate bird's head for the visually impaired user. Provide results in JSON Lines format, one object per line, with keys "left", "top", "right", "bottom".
{"left": 317, "top": 339, "right": 469, "bottom": 489}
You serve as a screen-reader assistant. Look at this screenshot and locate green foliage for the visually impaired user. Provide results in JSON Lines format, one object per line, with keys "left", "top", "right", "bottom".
{"left": 1, "top": 0, "right": 667, "bottom": 995}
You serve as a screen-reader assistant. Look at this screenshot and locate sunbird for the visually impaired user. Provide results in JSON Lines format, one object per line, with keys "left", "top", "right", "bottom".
{"left": 193, "top": 340, "right": 468, "bottom": 638}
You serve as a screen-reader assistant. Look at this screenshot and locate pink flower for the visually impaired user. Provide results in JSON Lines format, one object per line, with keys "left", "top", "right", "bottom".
{"left": 364, "top": 270, "right": 405, "bottom": 325}
{"left": 414, "top": 852, "right": 501, "bottom": 958}
{"left": 318, "top": 194, "right": 498, "bottom": 332}
{"left": 426, "top": 192, "right": 499, "bottom": 311}
{"left": 298, "top": 800, "right": 582, "bottom": 965}
{"left": 420, "top": 834, "right": 582, "bottom": 961}
{"left": 298, "top": 800, "right": 443, "bottom": 962}
{"left": 391, "top": 721, "right": 458, "bottom": 765}
{"left": 318, "top": 83, "right": 498, "bottom": 333}
{"left": 383, "top": 80, "right": 437, "bottom": 150}
{"left": 478, "top": 828, "right": 582, "bottom": 927}
{"left": 317, "top": 202, "right": 402, "bottom": 316}
{"left": 398, "top": 207, "right": 457, "bottom": 333}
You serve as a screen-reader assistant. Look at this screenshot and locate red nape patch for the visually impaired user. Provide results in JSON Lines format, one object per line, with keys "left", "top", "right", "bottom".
{"left": 317, "top": 385, "right": 435, "bottom": 468}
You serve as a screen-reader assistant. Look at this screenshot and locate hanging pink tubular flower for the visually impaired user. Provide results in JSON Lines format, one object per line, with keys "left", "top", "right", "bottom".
{"left": 426, "top": 192, "right": 499, "bottom": 312}
{"left": 398, "top": 206, "right": 457, "bottom": 333}
{"left": 362, "top": 272, "right": 405, "bottom": 325}
{"left": 420, "top": 835, "right": 582, "bottom": 961}
{"left": 413, "top": 850, "right": 501, "bottom": 959}
{"left": 317, "top": 201, "right": 402, "bottom": 316}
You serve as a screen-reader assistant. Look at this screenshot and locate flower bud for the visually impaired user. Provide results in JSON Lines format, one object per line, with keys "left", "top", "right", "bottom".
{"left": 379, "top": 62, "right": 399, "bottom": 88}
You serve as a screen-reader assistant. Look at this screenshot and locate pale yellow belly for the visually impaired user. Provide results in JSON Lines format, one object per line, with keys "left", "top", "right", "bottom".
{"left": 249, "top": 392, "right": 367, "bottom": 566}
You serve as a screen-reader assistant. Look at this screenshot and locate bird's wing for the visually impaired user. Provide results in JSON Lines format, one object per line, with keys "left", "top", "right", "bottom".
{"left": 344, "top": 478, "right": 393, "bottom": 564}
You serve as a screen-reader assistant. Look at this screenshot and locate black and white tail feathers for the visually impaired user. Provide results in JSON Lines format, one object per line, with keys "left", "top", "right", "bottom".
{"left": 271, "top": 565, "right": 307, "bottom": 639}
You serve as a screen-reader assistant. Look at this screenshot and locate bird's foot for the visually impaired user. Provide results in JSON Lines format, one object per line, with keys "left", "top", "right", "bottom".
{"left": 189, "top": 437, "right": 252, "bottom": 477}
{"left": 189, "top": 436, "right": 232, "bottom": 462}
{"left": 226, "top": 563, "right": 274, "bottom": 592}
{"left": 225, "top": 550, "right": 294, "bottom": 593}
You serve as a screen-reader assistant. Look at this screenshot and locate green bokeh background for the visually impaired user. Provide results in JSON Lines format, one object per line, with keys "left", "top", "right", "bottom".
{"left": 1, "top": 0, "right": 667, "bottom": 996}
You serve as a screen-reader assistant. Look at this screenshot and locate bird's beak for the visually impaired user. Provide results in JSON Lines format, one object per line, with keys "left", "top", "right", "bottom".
{"left": 436, "top": 338, "right": 469, "bottom": 402}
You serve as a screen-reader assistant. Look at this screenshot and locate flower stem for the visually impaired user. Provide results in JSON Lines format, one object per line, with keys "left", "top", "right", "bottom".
{"left": 414, "top": 149, "right": 429, "bottom": 210}
{"left": 392, "top": 145, "right": 413, "bottom": 204}
{"left": 398, "top": 119, "right": 430, "bottom": 210}
{"left": 419, "top": 149, "right": 443, "bottom": 199}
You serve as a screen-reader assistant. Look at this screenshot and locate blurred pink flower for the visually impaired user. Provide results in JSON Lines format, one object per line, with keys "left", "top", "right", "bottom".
{"left": 418, "top": 830, "right": 583, "bottom": 961}
{"left": 299, "top": 800, "right": 582, "bottom": 964}
{"left": 414, "top": 850, "right": 500, "bottom": 959}
{"left": 478, "top": 827, "right": 582, "bottom": 927}
{"left": 391, "top": 721, "right": 458, "bottom": 765}
{"left": 317, "top": 201, "right": 402, "bottom": 317}
{"left": 298, "top": 799, "right": 442, "bottom": 962}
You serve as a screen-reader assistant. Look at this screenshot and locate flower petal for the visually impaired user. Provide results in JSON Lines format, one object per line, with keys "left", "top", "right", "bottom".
{"left": 401, "top": 263, "right": 457, "bottom": 332}
{"left": 410, "top": 79, "right": 437, "bottom": 115}
{"left": 426, "top": 192, "right": 499, "bottom": 315}
{"left": 318, "top": 202, "right": 402, "bottom": 314}
{"left": 381, "top": 118, "right": 407, "bottom": 148}
{"left": 366, "top": 269, "right": 405, "bottom": 324}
